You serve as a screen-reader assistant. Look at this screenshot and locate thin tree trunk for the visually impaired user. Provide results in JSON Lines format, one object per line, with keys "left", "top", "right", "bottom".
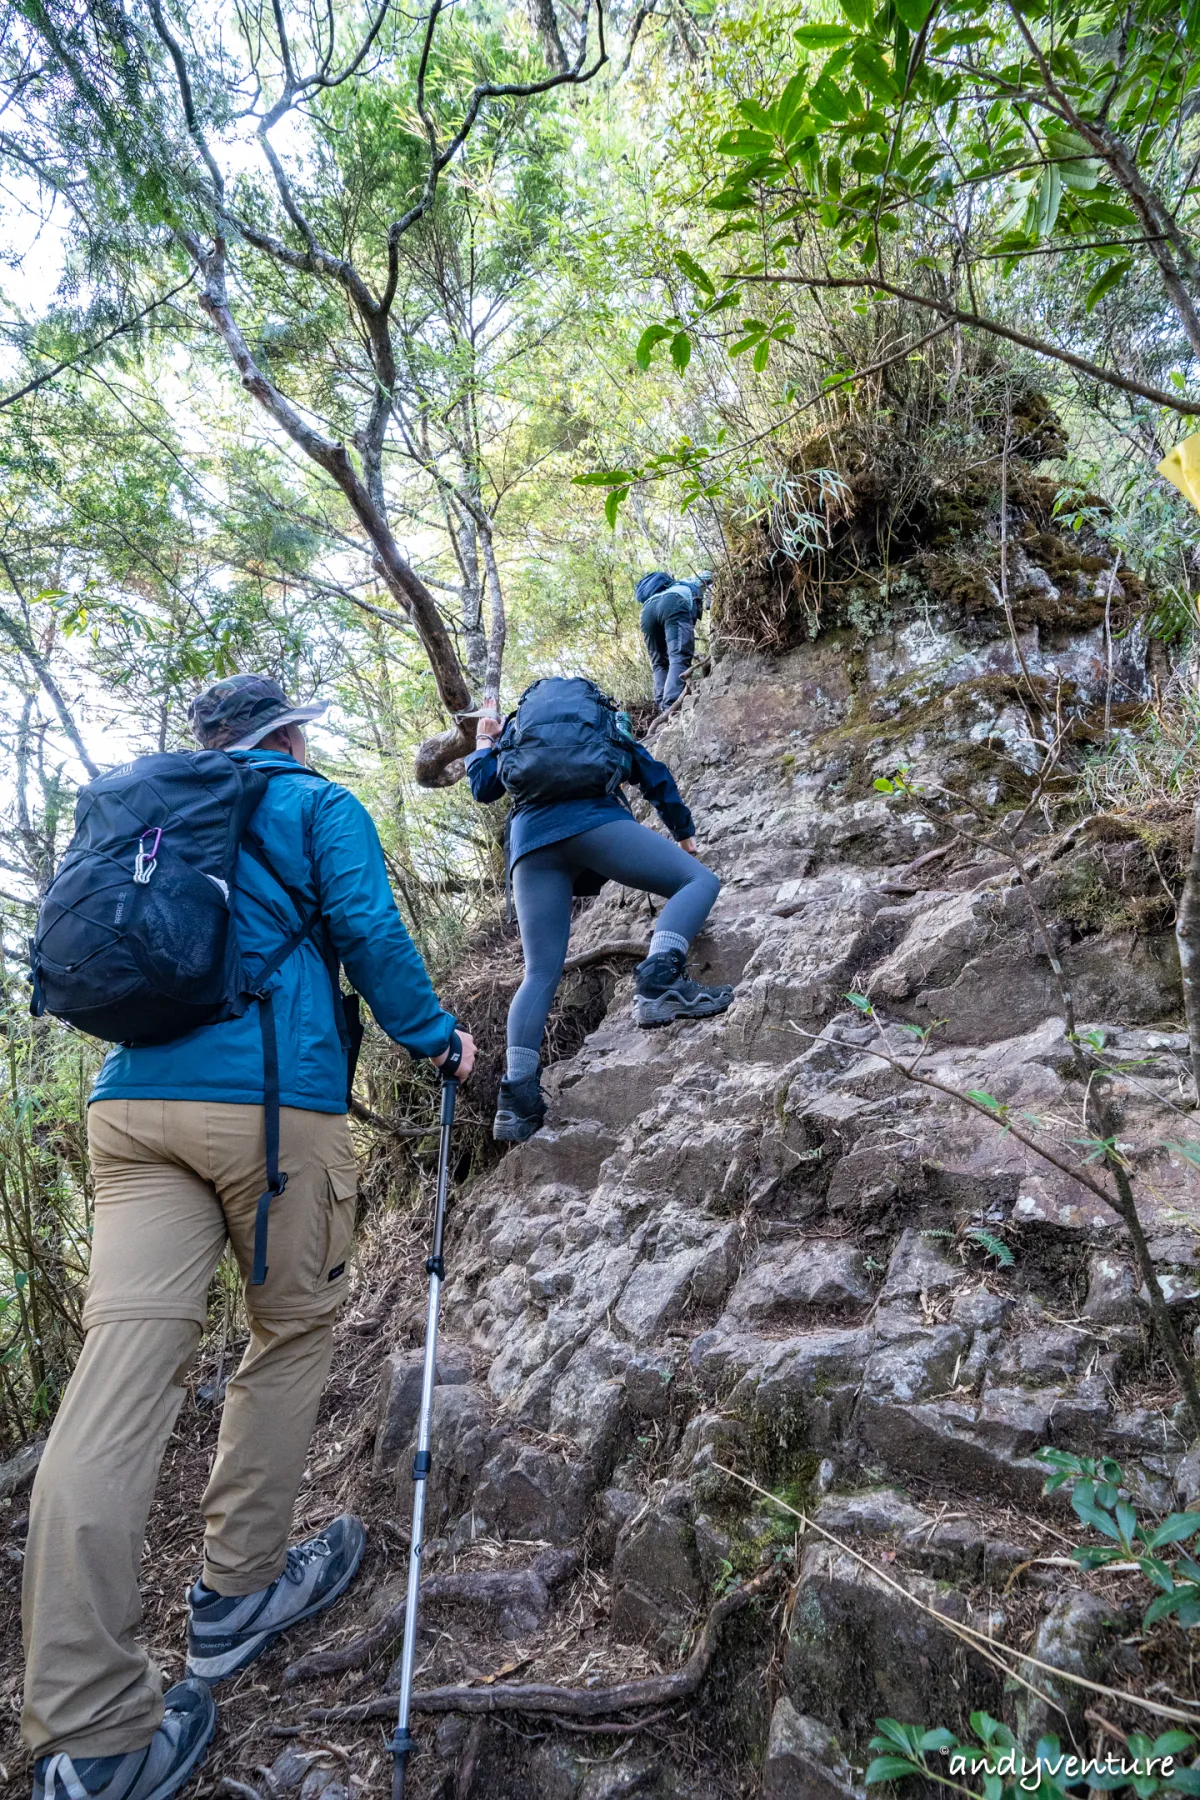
{"left": 526, "top": 0, "right": 568, "bottom": 71}
{"left": 194, "top": 240, "right": 475, "bottom": 784}
{"left": 480, "top": 528, "right": 506, "bottom": 707}
{"left": 1177, "top": 801, "right": 1200, "bottom": 1104}
{"left": 0, "top": 569, "right": 99, "bottom": 780}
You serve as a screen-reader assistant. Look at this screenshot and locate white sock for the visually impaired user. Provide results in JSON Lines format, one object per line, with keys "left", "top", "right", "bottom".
{"left": 506, "top": 1046, "right": 540, "bottom": 1082}
{"left": 649, "top": 930, "right": 688, "bottom": 960}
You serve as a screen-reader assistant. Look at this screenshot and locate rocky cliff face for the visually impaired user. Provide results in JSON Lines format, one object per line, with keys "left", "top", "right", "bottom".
{"left": 382, "top": 584, "right": 1199, "bottom": 1798}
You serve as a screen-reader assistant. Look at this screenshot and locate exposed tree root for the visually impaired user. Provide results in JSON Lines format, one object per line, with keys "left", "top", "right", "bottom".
{"left": 284, "top": 1549, "right": 578, "bottom": 1686}
{"left": 562, "top": 939, "right": 648, "bottom": 974}
{"left": 303, "top": 1566, "right": 780, "bottom": 1722}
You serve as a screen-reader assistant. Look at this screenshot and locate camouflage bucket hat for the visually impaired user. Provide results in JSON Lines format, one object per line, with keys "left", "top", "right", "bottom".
{"left": 187, "top": 674, "right": 328, "bottom": 751}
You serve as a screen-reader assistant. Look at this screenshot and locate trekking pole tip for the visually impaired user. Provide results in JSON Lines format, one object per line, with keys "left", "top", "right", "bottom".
{"left": 390, "top": 1728, "right": 415, "bottom": 1800}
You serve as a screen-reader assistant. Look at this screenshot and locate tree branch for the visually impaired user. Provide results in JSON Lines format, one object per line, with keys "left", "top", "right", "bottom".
{"left": 385, "top": 0, "right": 608, "bottom": 262}
{"left": 740, "top": 272, "right": 1200, "bottom": 416}
{"left": 0, "top": 558, "right": 99, "bottom": 779}
{"left": 0, "top": 274, "right": 195, "bottom": 410}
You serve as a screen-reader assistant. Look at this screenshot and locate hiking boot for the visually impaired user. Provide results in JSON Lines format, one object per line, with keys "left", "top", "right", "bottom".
{"left": 185, "top": 1513, "right": 366, "bottom": 1683}
{"left": 632, "top": 949, "right": 734, "bottom": 1028}
{"left": 33, "top": 1679, "right": 215, "bottom": 1800}
{"left": 493, "top": 1073, "right": 547, "bottom": 1143}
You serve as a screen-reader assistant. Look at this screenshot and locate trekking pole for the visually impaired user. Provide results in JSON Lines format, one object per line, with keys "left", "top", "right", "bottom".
{"left": 390, "top": 1073, "right": 458, "bottom": 1800}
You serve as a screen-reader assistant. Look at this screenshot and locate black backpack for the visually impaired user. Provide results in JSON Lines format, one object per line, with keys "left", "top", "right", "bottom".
{"left": 29, "top": 751, "right": 358, "bottom": 1285}
{"left": 496, "top": 677, "right": 634, "bottom": 807}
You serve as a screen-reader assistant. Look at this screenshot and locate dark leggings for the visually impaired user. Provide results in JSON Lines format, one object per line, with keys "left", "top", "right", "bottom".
{"left": 642, "top": 615, "right": 696, "bottom": 708}
{"left": 508, "top": 819, "right": 720, "bottom": 1054}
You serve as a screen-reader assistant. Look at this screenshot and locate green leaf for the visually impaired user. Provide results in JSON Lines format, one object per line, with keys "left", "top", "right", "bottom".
{"left": 851, "top": 42, "right": 902, "bottom": 100}
{"left": 1149, "top": 1734, "right": 1196, "bottom": 1760}
{"left": 810, "top": 71, "right": 850, "bottom": 120}
{"left": 738, "top": 97, "right": 778, "bottom": 132}
{"left": 839, "top": 0, "right": 874, "bottom": 24}
{"left": 846, "top": 991, "right": 873, "bottom": 1013}
{"left": 1148, "top": 1513, "right": 1200, "bottom": 1550}
{"left": 1033, "top": 162, "right": 1063, "bottom": 238}
{"left": 1085, "top": 258, "right": 1132, "bottom": 312}
{"left": 1058, "top": 158, "right": 1100, "bottom": 193}
{"left": 707, "top": 189, "right": 755, "bottom": 214}
{"left": 866, "top": 1756, "right": 923, "bottom": 1784}
{"left": 795, "top": 24, "right": 854, "bottom": 44}
{"left": 752, "top": 340, "right": 771, "bottom": 372}
{"left": 777, "top": 71, "right": 810, "bottom": 131}
{"left": 1078, "top": 197, "right": 1138, "bottom": 229}
{"left": 603, "top": 485, "right": 630, "bottom": 529}
{"left": 635, "top": 325, "right": 671, "bottom": 370}
{"left": 966, "top": 1090, "right": 1003, "bottom": 1111}
{"left": 675, "top": 251, "right": 715, "bottom": 296}
{"left": 1072, "top": 1494, "right": 1122, "bottom": 1541}
{"left": 571, "top": 468, "right": 638, "bottom": 488}
{"left": 893, "top": 0, "right": 936, "bottom": 28}
{"left": 716, "top": 128, "right": 776, "bottom": 157}
{"left": 670, "top": 330, "right": 692, "bottom": 374}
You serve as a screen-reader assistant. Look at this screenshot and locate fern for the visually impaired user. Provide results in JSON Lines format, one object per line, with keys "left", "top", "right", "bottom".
{"left": 966, "top": 1228, "right": 1015, "bottom": 1267}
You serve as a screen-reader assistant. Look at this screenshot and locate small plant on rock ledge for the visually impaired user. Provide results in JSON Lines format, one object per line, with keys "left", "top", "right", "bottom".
{"left": 867, "top": 1712, "right": 1200, "bottom": 1799}
{"left": 1036, "top": 1449, "right": 1200, "bottom": 1633}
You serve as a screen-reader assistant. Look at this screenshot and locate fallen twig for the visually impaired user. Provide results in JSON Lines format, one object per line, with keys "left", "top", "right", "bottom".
{"left": 219, "top": 1781, "right": 267, "bottom": 1800}
{"left": 303, "top": 1565, "right": 781, "bottom": 1723}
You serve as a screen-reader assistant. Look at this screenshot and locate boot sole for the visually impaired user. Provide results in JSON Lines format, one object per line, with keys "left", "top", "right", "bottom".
{"left": 633, "top": 990, "right": 734, "bottom": 1028}
{"left": 185, "top": 1526, "right": 366, "bottom": 1684}
{"left": 493, "top": 1113, "right": 545, "bottom": 1143}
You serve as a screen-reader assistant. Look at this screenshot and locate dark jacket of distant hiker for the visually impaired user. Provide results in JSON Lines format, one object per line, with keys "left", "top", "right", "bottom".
{"left": 637, "top": 571, "right": 707, "bottom": 709}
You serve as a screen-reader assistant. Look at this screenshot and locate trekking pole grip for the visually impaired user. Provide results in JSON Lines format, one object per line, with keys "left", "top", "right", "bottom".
{"left": 440, "top": 1075, "right": 457, "bottom": 1126}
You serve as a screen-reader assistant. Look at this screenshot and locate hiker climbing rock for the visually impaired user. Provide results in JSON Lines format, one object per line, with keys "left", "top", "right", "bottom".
{"left": 636, "top": 568, "right": 713, "bottom": 711}
{"left": 21, "top": 675, "right": 474, "bottom": 1800}
{"left": 467, "top": 675, "right": 732, "bottom": 1143}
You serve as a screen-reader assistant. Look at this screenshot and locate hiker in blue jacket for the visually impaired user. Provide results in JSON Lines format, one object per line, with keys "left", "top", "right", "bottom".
{"left": 468, "top": 679, "right": 732, "bottom": 1143}
{"left": 22, "top": 676, "right": 475, "bottom": 1800}
{"left": 637, "top": 569, "right": 712, "bottom": 710}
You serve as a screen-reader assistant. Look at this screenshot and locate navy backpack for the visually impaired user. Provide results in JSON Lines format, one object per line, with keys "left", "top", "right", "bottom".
{"left": 496, "top": 677, "right": 634, "bottom": 807}
{"left": 29, "top": 751, "right": 359, "bottom": 1284}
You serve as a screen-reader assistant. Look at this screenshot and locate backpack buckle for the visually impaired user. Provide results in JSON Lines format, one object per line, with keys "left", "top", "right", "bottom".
{"left": 133, "top": 828, "right": 162, "bottom": 885}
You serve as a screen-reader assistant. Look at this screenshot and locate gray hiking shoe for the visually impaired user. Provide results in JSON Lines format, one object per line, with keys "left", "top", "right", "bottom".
{"left": 185, "top": 1513, "right": 366, "bottom": 1682}
{"left": 493, "top": 1073, "right": 547, "bottom": 1142}
{"left": 33, "top": 1679, "right": 215, "bottom": 1800}
{"left": 632, "top": 949, "right": 734, "bottom": 1028}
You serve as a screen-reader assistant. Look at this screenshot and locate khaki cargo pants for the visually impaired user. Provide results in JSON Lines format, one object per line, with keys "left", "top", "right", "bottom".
{"left": 22, "top": 1099, "right": 358, "bottom": 1760}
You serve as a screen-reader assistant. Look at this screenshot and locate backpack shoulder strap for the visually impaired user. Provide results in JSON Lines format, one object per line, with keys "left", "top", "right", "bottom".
{"left": 235, "top": 792, "right": 333, "bottom": 1289}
